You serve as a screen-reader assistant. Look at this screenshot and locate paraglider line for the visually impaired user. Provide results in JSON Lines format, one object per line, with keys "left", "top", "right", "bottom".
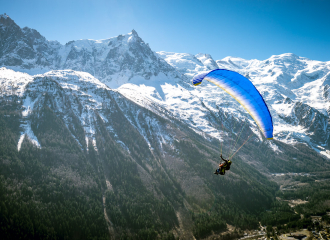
{"left": 230, "top": 133, "right": 254, "bottom": 160}
{"left": 220, "top": 123, "right": 224, "bottom": 155}
{"left": 230, "top": 120, "right": 247, "bottom": 158}
{"left": 230, "top": 116, "right": 238, "bottom": 154}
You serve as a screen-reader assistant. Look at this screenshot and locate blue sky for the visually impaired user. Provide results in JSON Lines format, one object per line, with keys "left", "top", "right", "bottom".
{"left": 1, "top": 0, "right": 330, "bottom": 61}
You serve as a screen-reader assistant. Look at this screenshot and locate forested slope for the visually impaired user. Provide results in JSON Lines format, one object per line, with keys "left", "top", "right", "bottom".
{"left": 1, "top": 75, "right": 330, "bottom": 239}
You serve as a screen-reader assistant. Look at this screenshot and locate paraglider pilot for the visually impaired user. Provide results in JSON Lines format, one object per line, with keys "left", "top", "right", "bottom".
{"left": 214, "top": 154, "right": 231, "bottom": 175}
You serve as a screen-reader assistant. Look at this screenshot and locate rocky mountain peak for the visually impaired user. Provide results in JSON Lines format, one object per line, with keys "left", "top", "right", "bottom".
{"left": 0, "top": 13, "right": 19, "bottom": 30}
{"left": 131, "top": 29, "right": 138, "bottom": 36}
{"left": 126, "top": 29, "right": 144, "bottom": 44}
{"left": 0, "top": 13, "right": 12, "bottom": 23}
{"left": 0, "top": 13, "right": 9, "bottom": 18}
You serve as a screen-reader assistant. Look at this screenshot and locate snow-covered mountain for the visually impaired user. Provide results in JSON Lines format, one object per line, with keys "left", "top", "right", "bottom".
{"left": 157, "top": 51, "right": 218, "bottom": 79}
{"left": 157, "top": 51, "right": 330, "bottom": 157}
{"left": 0, "top": 14, "right": 61, "bottom": 70}
{"left": 0, "top": 67, "right": 176, "bottom": 157}
{"left": 2, "top": 12, "right": 330, "bottom": 160}
{"left": 0, "top": 14, "right": 183, "bottom": 88}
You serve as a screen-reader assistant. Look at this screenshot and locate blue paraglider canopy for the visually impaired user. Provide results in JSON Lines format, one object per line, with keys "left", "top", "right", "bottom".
{"left": 192, "top": 69, "right": 273, "bottom": 140}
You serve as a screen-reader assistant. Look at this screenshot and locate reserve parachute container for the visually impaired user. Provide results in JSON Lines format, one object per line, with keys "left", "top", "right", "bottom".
{"left": 192, "top": 69, "right": 273, "bottom": 140}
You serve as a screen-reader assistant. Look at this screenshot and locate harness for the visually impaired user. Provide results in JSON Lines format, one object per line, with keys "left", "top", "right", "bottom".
{"left": 216, "top": 159, "right": 232, "bottom": 175}
{"left": 219, "top": 160, "right": 231, "bottom": 174}
{"left": 225, "top": 160, "right": 231, "bottom": 170}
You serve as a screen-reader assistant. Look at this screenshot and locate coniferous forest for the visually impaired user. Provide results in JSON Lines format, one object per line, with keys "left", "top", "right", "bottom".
{"left": 1, "top": 81, "right": 330, "bottom": 240}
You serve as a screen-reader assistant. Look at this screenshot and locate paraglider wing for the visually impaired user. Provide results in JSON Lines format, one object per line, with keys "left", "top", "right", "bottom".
{"left": 192, "top": 69, "right": 273, "bottom": 140}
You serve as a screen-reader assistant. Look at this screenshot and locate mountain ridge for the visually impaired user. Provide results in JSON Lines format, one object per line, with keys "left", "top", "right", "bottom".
{"left": 0, "top": 14, "right": 183, "bottom": 88}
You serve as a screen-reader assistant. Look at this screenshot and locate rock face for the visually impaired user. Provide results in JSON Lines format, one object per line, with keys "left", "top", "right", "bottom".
{"left": 0, "top": 14, "right": 182, "bottom": 87}
{"left": 0, "top": 14, "right": 61, "bottom": 68}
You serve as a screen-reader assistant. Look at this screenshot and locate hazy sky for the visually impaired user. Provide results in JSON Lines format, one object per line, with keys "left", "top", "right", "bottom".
{"left": 1, "top": 0, "right": 330, "bottom": 61}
